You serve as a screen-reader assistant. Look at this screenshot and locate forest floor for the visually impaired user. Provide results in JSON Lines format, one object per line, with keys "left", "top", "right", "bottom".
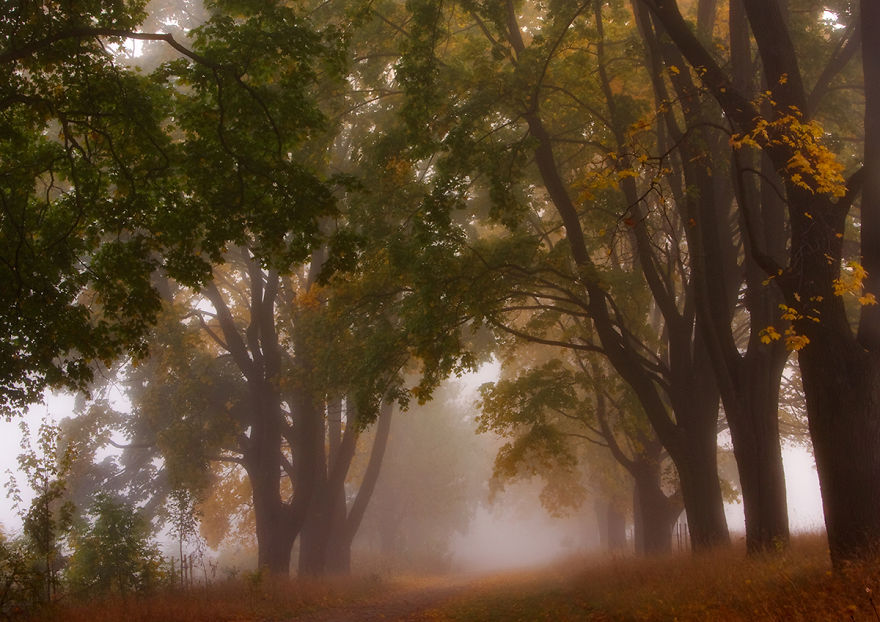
{"left": 27, "top": 534, "right": 880, "bottom": 621}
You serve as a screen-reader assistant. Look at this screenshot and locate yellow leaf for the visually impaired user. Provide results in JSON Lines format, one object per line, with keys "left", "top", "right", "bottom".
{"left": 759, "top": 326, "right": 781, "bottom": 344}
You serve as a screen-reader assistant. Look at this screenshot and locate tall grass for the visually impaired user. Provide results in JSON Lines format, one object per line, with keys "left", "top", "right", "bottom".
{"left": 420, "top": 534, "right": 880, "bottom": 621}
{"left": 561, "top": 534, "right": 880, "bottom": 621}
{"left": 26, "top": 573, "right": 389, "bottom": 622}
{"left": 24, "top": 534, "right": 880, "bottom": 621}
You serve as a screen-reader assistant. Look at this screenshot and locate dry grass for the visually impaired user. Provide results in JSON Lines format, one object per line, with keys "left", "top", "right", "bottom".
{"left": 26, "top": 574, "right": 393, "bottom": 622}
{"left": 563, "top": 535, "right": 880, "bottom": 621}
{"left": 416, "top": 534, "right": 880, "bottom": 621}
{"left": 24, "top": 534, "right": 880, "bottom": 621}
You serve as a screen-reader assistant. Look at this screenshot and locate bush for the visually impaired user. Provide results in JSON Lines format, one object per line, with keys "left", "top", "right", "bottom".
{"left": 0, "top": 534, "right": 41, "bottom": 619}
{"left": 66, "top": 494, "right": 165, "bottom": 597}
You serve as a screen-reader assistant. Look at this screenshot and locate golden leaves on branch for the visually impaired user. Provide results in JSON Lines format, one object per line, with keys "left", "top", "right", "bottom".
{"left": 760, "top": 263, "right": 877, "bottom": 351}
{"left": 833, "top": 261, "right": 878, "bottom": 306}
{"left": 758, "top": 304, "right": 812, "bottom": 351}
{"left": 729, "top": 98, "right": 846, "bottom": 199}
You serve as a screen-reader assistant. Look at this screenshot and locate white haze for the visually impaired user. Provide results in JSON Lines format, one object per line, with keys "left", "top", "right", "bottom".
{"left": 0, "top": 363, "right": 825, "bottom": 572}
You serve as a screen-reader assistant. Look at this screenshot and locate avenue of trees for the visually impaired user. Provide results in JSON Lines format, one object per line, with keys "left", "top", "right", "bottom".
{"left": 1, "top": 0, "right": 876, "bottom": 588}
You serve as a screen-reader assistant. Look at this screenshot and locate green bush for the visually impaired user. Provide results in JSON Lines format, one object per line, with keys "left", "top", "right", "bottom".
{"left": 66, "top": 494, "right": 165, "bottom": 597}
{"left": 0, "top": 534, "right": 42, "bottom": 618}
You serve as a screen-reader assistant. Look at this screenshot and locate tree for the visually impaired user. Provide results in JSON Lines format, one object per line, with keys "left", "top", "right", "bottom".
{"left": 390, "top": 0, "right": 731, "bottom": 549}
{"left": 84, "top": 239, "right": 413, "bottom": 576}
{"left": 478, "top": 346, "right": 685, "bottom": 554}
{"left": 1, "top": 0, "right": 169, "bottom": 413}
{"left": 0, "top": 0, "right": 339, "bottom": 415}
{"left": 627, "top": 0, "right": 795, "bottom": 553}
{"left": 640, "top": 0, "right": 873, "bottom": 566}
{"left": 0, "top": 532, "right": 41, "bottom": 618}
{"left": 166, "top": 487, "right": 201, "bottom": 588}
{"left": 66, "top": 493, "right": 163, "bottom": 596}
{"left": 6, "top": 422, "right": 76, "bottom": 602}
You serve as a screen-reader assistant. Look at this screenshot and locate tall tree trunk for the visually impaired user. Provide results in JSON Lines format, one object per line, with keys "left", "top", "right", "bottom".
{"left": 723, "top": 354, "right": 789, "bottom": 552}
{"left": 253, "top": 492, "right": 296, "bottom": 574}
{"left": 805, "top": 0, "right": 880, "bottom": 562}
{"left": 666, "top": 360, "right": 729, "bottom": 550}
{"left": 298, "top": 399, "right": 333, "bottom": 577}
{"left": 324, "top": 398, "right": 350, "bottom": 573}
{"left": 595, "top": 499, "right": 627, "bottom": 551}
{"left": 801, "top": 332, "right": 880, "bottom": 565}
{"left": 693, "top": 148, "right": 792, "bottom": 553}
{"left": 861, "top": 0, "right": 880, "bottom": 346}
{"left": 599, "top": 0, "right": 730, "bottom": 551}
{"left": 665, "top": 329, "right": 730, "bottom": 550}
{"left": 298, "top": 402, "right": 393, "bottom": 576}
{"left": 249, "top": 382, "right": 297, "bottom": 574}
{"left": 297, "top": 509, "right": 327, "bottom": 576}
{"left": 332, "top": 402, "right": 394, "bottom": 574}
{"left": 632, "top": 461, "right": 681, "bottom": 555}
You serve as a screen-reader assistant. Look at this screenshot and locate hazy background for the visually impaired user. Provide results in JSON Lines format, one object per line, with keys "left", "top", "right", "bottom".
{"left": 0, "top": 364, "right": 825, "bottom": 573}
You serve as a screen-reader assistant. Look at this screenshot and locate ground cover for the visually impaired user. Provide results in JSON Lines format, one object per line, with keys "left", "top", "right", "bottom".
{"left": 24, "top": 535, "right": 880, "bottom": 621}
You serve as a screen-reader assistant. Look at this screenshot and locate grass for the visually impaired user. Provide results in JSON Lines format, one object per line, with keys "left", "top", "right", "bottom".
{"left": 417, "top": 534, "right": 880, "bottom": 621}
{"left": 26, "top": 573, "right": 395, "bottom": 622}
{"left": 24, "top": 534, "right": 880, "bottom": 621}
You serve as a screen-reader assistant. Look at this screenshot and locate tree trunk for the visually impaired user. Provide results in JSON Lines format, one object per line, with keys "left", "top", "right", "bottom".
{"left": 800, "top": 337, "right": 880, "bottom": 565}
{"left": 297, "top": 509, "right": 327, "bottom": 576}
{"left": 298, "top": 402, "right": 393, "bottom": 576}
{"left": 666, "top": 382, "right": 729, "bottom": 552}
{"left": 325, "top": 529, "right": 352, "bottom": 575}
{"left": 861, "top": 0, "right": 880, "bottom": 346}
{"left": 298, "top": 399, "right": 331, "bottom": 577}
{"left": 637, "top": 0, "right": 788, "bottom": 553}
{"left": 247, "top": 377, "right": 298, "bottom": 575}
{"left": 664, "top": 330, "right": 730, "bottom": 550}
{"left": 252, "top": 478, "right": 296, "bottom": 574}
{"left": 632, "top": 462, "right": 680, "bottom": 555}
{"left": 723, "top": 350, "right": 790, "bottom": 553}
{"left": 596, "top": 499, "right": 627, "bottom": 552}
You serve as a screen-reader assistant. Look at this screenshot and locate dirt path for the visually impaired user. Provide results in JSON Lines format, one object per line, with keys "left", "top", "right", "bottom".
{"left": 286, "top": 575, "right": 478, "bottom": 622}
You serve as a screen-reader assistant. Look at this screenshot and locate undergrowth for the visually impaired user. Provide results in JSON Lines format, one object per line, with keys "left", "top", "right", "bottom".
{"left": 24, "top": 534, "right": 880, "bottom": 621}
{"left": 25, "top": 573, "right": 390, "bottom": 622}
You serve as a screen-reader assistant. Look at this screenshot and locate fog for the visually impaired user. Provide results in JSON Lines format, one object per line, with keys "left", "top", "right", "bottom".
{"left": 0, "top": 366, "right": 825, "bottom": 577}
{"left": 450, "top": 493, "right": 594, "bottom": 573}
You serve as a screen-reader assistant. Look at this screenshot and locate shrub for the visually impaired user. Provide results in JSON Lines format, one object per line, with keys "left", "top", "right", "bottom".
{"left": 66, "top": 494, "right": 165, "bottom": 597}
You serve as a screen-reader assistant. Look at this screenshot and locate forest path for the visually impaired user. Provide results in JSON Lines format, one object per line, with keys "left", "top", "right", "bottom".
{"left": 285, "top": 567, "right": 578, "bottom": 621}
{"left": 285, "top": 574, "right": 481, "bottom": 621}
